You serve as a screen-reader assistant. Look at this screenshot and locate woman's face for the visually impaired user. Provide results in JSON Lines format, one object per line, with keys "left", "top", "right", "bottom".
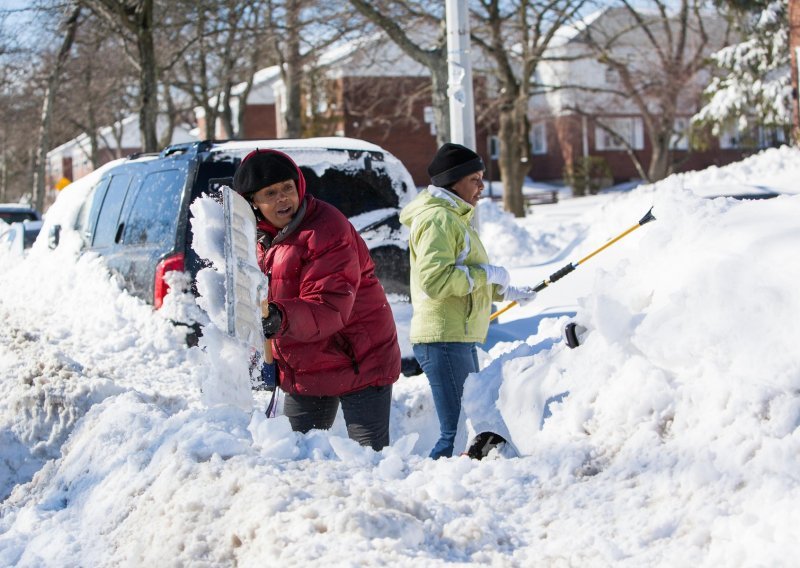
{"left": 450, "top": 170, "right": 485, "bottom": 207}
{"left": 251, "top": 179, "right": 300, "bottom": 228}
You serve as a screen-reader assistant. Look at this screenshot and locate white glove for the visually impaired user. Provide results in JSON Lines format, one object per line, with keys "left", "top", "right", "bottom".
{"left": 503, "top": 285, "right": 538, "bottom": 306}
{"left": 480, "top": 264, "right": 510, "bottom": 293}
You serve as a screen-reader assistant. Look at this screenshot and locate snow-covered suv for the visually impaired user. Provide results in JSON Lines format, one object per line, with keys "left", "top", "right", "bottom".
{"left": 58, "top": 137, "right": 414, "bottom": 303}
{"left": 48, "top": 138, "right": 417, "bottom": 370}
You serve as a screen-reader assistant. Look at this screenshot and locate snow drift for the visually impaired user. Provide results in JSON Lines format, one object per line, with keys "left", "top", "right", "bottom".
{"left": 0, "top": 146, "right": 799, "bottom": 565}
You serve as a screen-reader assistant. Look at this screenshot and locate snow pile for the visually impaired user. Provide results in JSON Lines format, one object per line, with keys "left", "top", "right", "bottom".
{"left": 678, "top": 144, "right": 800, "bottom": 195}
{"left": 0, "top": 146, "right": 799, "bottom": 565}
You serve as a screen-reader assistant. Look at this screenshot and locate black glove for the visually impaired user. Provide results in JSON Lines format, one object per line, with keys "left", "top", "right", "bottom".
{"left": 261, "top": 303, "right": 283, "bottom": 338}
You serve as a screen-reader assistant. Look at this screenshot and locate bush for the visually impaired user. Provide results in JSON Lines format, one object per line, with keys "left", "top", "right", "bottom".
{"left": 564, "top": 156, "right": 613, "bottom": 197}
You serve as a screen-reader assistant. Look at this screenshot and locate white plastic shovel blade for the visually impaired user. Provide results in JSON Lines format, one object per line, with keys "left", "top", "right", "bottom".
{"left": 222, "top": 185, "right": 268, "bottom": 353}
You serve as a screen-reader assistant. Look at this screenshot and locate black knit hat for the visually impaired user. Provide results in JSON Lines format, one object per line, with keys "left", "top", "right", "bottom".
{"left": 233, "top": 150, "right": 300, "bottom": 196}
{"left": 427, "top": 142, "right": 485, "bottom": 187}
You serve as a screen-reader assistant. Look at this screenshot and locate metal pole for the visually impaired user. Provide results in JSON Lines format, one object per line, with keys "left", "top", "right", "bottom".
{"left": 446, "top": 0, "right": 480, "bottom": 231}
{"left": 445, "top": 0, "right": 476, "bottom": 150}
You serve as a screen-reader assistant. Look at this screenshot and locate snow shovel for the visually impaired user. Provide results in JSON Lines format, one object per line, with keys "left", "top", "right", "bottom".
{"left": 466, "top": 207, "right": 656, "bottom": 460}
{"left": 489, "top": 207, "right": 656, "bottom": 322}
{"left": 223, "top": 185, "right": 276, "bottom": 407}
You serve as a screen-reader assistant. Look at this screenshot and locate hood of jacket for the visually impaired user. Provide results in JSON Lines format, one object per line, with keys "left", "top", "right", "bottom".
{"left": 399, "top": 185, "right": 475, "bottom": 228}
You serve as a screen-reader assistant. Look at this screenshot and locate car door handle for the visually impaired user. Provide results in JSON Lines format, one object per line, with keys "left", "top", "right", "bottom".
{"left": 114, "top": 223, "right": 125, "bottom": 244}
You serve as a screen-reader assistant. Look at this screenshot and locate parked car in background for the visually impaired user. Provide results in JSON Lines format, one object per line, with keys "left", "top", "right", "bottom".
{"left": 694, "top": 183, "right": 782, "bottom": 200}
{"left": 0, "top": 204, "right": 41, "bottom": 225}
{"left": 47, "top": 138, "right": 420, "bottom": 373}
{"left": 0, "top": 204, "right": 43, "bottom": 252}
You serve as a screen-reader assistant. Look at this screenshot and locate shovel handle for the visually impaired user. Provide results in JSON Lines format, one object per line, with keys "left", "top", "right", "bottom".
{"left": 261, "top": 300, "right": 274, "bottom": 364}
{"left": 489, "top": 207, "right": 656, "bottom": 321}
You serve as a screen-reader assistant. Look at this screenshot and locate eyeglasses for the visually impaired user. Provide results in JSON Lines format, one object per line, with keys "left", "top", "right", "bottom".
{"left": 251, "top": 182, "right": 297, "bottom": 205}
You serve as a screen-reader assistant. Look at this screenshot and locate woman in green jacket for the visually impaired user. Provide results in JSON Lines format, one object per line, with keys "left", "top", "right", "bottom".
{"left": 399, "top": 143, "right": 537, "bottom": 458}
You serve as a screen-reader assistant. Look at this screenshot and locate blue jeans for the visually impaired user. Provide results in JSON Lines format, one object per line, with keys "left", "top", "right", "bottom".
{"left": 413, "top": 342, "right": 479, "bottom": 459}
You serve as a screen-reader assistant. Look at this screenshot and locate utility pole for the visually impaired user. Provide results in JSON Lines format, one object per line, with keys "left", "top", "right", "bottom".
{"left": 445, "top": 0, "right": 481, "bottom": 229}
{"left": 445, "top": 0, "right": 476, "bottom": 150}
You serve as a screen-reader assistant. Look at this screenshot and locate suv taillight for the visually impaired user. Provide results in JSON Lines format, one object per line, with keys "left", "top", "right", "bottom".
{"left": 154, "top": 252, "right": 185, "bottom": 309}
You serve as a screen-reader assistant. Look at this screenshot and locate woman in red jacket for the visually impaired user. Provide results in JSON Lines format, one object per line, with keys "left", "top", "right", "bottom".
{"left": 233, "top": 149, "right": 401, "bottom": 450}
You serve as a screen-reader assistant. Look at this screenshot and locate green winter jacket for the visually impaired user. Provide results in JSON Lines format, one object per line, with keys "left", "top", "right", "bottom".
{"left": 399, "top": 186, "right": 502, "bottom": 343}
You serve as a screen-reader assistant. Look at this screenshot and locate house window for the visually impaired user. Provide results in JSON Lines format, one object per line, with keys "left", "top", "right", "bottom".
{"left": 488, "top": 136, "right": 500, "bottom": 159}
{"left": 720, "top": 124, "right": 786, "bottom": 149}
{"left": 595, "top": 117, "right": 644, "bottom": 151}
{"left": 423, "top": 106, "right": 437, "bottom": 136}
{"left": 719, "top": 125, "right": 739, "bottom": 149}
{"left": 758, "top": 126, "right": 785, "bottom": 148}
{"left": 530, "top": 123, "right": 547, "bottom": 155}
{"left": 671, "top": 117, "right": 689, "bottom": 150}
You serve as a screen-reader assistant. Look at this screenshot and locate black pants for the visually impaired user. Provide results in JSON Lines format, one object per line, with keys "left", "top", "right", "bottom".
{"left": 283, "top": 385, "right": 392, "bottom": 451}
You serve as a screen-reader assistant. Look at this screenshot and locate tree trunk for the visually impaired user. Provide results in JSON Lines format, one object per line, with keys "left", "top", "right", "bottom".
{"left": 113, "top": 128, "right": 124, "bottom": 159}
{"left": 498, "top": 110, "right": 524, "bottom": 217}
{"left": 32, "top": 3, "right": 81, "bottom": 212}
{"left": 497, "top": 97, "right": 530, "bottom": 218}
{"left": 235, "top": 80, "right": 255, "bottom": 138}
{"left": 281, "top": 0, "right": 303, "bottom": 138}
{"left": 0, "top": 149, "right": 7, "bottom": 203}
{"left": 86, "top": 108, "right": 100, "bottom": 168}
{"left": 648, "top": 134, "right": 672, "bottom": 182}
{"left": 136, "top": 0, "right": 158, "bottom": 152}
{"left": 159, "top": 86, "right": 176, "bottom": 149}
{"left": 283, "top": 59, "right": 303, "bottom": 138}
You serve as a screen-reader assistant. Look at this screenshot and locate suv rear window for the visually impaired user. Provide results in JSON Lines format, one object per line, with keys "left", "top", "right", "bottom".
{"left": 124, "top": 169, "right": 184, "bottom": 245}
{"left": 301, "top": 164, "right": 399, "bottom": 217}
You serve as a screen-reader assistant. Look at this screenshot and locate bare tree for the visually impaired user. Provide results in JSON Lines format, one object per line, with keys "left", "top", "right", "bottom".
{"left": 81, "top": 0, "right": 159, "bottom": 152}
{"left": 471, "top": 0, "right": 587, "bottom": 217}
{"left": 266, "top": 0, "right": 362, "bottom": 138}
{"left": 348, "top": 0, "right": 451, "bottom": 147}
{"left": 60, "top": 22, "right": 139, "bottom": 167}
{"left": 579, "top": 1, "right": 732, "bottom": 182}
{"left": 164, "top": 0, "right": 272, "bottom": 141}
{"left": 0, "top": 6, "right": 56, "bottom": 206}
{"left": 32, "top": 2, "right": 81, "bottom": 213}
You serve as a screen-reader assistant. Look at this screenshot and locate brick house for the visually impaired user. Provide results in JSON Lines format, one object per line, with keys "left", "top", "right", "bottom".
{"left": 527, "top": 8, "right": 777, "bottom": 186}
{"left": 197, "top": 34, "right": 494, "bottom": 186}
{"left": 51, "top": 12, "right": 785, "bottom": 193}
{"left": 46, "top": 114, "right": 197, "bottom": 191}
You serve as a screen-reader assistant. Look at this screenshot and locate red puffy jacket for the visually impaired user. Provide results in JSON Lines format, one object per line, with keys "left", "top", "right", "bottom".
{"left": 257, "top": 195, "right": 401, "bottom": 397}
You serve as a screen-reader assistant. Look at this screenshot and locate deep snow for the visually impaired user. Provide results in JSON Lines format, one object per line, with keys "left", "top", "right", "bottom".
{"left": 0, "top": 146, "right": 799, "bottom": 566}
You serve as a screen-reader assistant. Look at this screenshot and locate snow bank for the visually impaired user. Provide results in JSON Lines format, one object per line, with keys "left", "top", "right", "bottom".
{"left": 1, "top": 146, "right": 799, "bottom": 565}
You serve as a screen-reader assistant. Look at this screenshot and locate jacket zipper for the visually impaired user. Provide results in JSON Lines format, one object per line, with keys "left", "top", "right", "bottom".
{"left": 465, "top": 294, "right": 473, "bottom": 334}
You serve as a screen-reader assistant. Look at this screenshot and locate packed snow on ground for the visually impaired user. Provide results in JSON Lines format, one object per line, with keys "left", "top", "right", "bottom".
{"left": 1, "top": 146, "right": 799, "bottom": 566}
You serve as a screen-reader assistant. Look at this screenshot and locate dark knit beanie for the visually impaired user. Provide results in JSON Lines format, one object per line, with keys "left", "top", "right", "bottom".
{"left": 233, "top": 150, "right": 300, "bottom": 197}
{"left": 427, "top": 142, "right": 485, "bottom": 187}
